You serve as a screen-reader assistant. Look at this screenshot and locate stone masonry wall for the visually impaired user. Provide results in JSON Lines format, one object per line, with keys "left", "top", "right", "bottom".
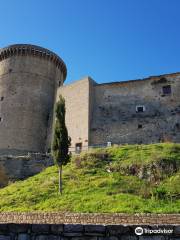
{"left": 0, "top": 213, "right": 179, "bottom": 225}
{"left": 0, "top": 223, "right": 179, "bottom": 240}
{"left": 0, "top": 213, "right": 179, "bottom": 239}
{"left": 0, "top": 44, "right": 66, "bottom": 154}
{"left": 60, "top": 73, "right": 180, "bottom": 149}
{"left": 58, "top": 77, "right": 96, "bottom": 151}
{"left": 90, "top": 73, "right": 180, "bottom": 145}
{"left": 0, "top": 153, "right": 53, "bottom": 187}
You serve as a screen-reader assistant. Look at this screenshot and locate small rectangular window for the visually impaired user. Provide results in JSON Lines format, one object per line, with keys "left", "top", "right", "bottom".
{"left": 136, "top": 105, "right": 145, "bottom": 113}
{"left": 75, "top": 143, "right": 82, "bottom": 154}
{"left": 162, "top": 85, "right": 171, "bottom": 95}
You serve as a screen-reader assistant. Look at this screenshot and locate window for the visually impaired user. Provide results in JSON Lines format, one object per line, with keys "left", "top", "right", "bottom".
{"left": 136, "top": 105, "right": 146, "bottom": 113}
{"left": 138, "top": 124, "right": 142, "bottom": 129}
{"left": 162, "top": 85, "right": 171, "bottom": 95}
{"left": 0, "top": 117, "right": 2, "bottom": 122}
{"left": 0, "top": 97, "right": 4, "bottom": 101}
{"left": 75, "top": 143, "right": 82, "bottom": 154}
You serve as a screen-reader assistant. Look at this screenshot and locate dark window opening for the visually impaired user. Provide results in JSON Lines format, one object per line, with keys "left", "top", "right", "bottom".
{"left": 136, "top": 106, "right": 145, "bottom": 113}
{"left": 46, "top": 114, "right": 50, "bottom": 123}
{"left": 75, "top": 143, "right": 82, "bottom": 154}
{"left": 137, "top": 107, "right": 144, "bottom": 112}
{"left": 0, "top": 117, "right": 2, "bottom": 122}
{"left": 0, "top": 97, "right": 4, "bottom": 101}
{"left": 138, "top": 124, "right": 142, "bottom": 129}
{"left": 162, "top": 85, "right": 171, "bottom": 95}
{"left": 58, "top": 81, "right": 61, "bottom": 87}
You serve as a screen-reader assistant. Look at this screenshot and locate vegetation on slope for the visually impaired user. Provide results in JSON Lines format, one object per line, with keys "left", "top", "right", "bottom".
{"left": 0, "top": 143, "right": 179, "bottom": 213}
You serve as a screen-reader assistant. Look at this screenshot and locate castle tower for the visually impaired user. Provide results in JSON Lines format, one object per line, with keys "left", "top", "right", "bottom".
{"left": 0, "top": 44, "right": 67, "bottom": 154}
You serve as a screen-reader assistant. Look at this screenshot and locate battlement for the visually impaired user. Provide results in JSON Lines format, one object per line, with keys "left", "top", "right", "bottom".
{"left": 0, "top": 44, "right": 67, "bottom": 80}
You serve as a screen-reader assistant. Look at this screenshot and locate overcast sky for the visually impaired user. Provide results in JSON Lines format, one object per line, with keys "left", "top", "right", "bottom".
{"left": 0, "top": 0, "right": 180, "bottom": 84}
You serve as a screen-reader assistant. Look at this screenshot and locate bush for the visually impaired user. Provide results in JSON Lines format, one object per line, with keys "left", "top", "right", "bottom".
{"left": 153, "top": 186, "right": 167, "bottom": 200}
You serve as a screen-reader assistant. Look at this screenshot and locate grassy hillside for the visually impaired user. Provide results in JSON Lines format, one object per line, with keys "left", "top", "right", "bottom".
{"left": 0, "top": 143, "right": 179, "bottom": 213}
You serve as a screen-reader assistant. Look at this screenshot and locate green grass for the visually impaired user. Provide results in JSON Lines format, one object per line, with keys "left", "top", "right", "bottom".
{"left": 0, "top": 143, "right": 179, "bottom": 213}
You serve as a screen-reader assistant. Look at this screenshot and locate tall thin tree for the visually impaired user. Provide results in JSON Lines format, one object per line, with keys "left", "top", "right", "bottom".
{"left": 52, "top": 95, "right": 71, "bottom": 194}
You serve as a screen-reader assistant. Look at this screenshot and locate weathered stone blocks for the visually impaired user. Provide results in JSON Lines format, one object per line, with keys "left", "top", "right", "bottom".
{"left": 0, "top": 44, "right": 67, "bottom": 154}
{"left": 60, "top": 73, "right": 180, "bottom": 150}
{"left": 0, "top": 153, "right": 53, "bottom": 187}
{"left": 0, "top": 223, "right": 177, "bottom": 240}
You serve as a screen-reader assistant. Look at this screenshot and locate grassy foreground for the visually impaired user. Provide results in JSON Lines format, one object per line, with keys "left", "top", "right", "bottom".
{"left": 0, "top": 143, "right": 179, "bottom": 213}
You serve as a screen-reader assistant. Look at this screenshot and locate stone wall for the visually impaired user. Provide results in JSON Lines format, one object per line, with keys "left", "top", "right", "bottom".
{"left": 61, "top": 72, "right": 180, "bottom": 148}
{"left": 58, "top": 77, "right": 96, "bottom": 151}
{"left": 90, "top": 73, "right": 180, "bottom": 145}
{"left": 0, "top": 223, "right": 179, "bottom": 240}
{"left": 0, "top": 153, "right": 53, "bottom": 187}
{"left": 0, "top": 213, "right": 179, "bottom": 225}
{"left": 0, "top": 44, "right": 66, "bottom": 154}
{"left": 0, "top": 213, "right": 179, "bottom": 239}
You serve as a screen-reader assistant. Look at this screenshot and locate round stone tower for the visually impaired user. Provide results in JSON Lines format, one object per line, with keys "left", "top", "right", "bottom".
{"left": 0, "top": 44, "right": 67, "bottom": 154}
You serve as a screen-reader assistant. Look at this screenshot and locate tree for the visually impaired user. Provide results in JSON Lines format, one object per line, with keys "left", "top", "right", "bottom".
{"left": 52, "top": 95, "right": 71, "bottom": 194}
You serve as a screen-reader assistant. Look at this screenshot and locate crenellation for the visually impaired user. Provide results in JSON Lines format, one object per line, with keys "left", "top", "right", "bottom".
{"left": 0, "top": 45, "right": 67, "bottom": 77}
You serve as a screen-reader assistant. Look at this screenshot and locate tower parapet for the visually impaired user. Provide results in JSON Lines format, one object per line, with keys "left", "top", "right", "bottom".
{"left": 0, "top": 44, "right": 67, "bottom": 79}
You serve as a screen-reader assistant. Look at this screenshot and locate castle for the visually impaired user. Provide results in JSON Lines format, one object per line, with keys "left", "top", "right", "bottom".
{"left": 0, "top": 43, "right": 179, "bottom": 185}
{"left": 59, "top": 74, "right": 180, "bottom": 153}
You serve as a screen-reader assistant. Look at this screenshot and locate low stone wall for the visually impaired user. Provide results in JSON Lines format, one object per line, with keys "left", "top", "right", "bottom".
{"left": 0, "top": 213, "right": 179, "bottom": 225}
{"left": 0, "top": 223, "right": 179, "bottom": 239}
{"left": 0, "top": 153, "right": 53, "bottom": 187}
{"left": 0, "top": 213, "right": 179, "bottom": 239}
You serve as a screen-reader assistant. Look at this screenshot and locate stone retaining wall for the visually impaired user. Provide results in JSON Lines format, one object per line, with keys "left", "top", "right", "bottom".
{"left": 0, "top": 214, "right": 179, "bottom": 239}
{"left": 0, "top": 213, "right": 179, "bottom": 225}
{"left": 0, "top": 154, "right": 53, "bottom": 187}
{"left": 0, "top": 223, "right": 179, "bottom": 239}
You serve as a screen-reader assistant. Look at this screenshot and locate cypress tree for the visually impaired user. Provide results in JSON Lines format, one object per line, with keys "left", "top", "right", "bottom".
{"left": 52, "top": 95, "right": 71, "bottom": 194}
